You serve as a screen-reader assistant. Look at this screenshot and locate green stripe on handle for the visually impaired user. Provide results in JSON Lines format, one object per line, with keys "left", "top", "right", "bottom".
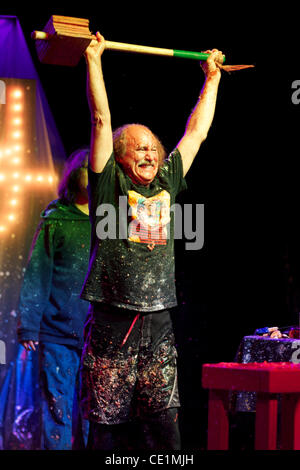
{"left": 173, "top": 49, "right": 226, "bottom": 63}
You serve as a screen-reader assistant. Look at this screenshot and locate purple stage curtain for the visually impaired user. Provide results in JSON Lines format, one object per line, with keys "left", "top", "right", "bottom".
{"left": 0, "top": 15, "right": 66, "bottom": 163}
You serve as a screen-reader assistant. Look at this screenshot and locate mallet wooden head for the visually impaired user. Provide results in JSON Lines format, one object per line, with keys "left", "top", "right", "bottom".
{"left": 31, "top": 16, "right": 94, "bottom": 66}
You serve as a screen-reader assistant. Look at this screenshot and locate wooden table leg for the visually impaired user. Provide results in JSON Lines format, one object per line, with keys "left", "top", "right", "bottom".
{"left": 207, "top": 389, "right": 229, "bottom": 450}
{"left": 255, "top": 392, "right": 278, "bottom": 450}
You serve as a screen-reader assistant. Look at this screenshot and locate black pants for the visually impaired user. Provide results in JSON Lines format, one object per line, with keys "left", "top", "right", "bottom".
{"left": 87, "top": 408, "right": 181, "bottom": 450}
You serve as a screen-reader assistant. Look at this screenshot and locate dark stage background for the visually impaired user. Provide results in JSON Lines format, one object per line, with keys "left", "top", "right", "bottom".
{"left": 1, "top": 3, "right": 300, "bottom": 452}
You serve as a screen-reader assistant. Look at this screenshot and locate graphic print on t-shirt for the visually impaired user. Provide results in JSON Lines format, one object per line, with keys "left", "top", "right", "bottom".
{"left": 128, "top": 190, "right": 171, "bottom": 246}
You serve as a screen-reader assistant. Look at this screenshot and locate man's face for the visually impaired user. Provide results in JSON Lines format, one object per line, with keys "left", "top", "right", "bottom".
{"left": 119, "top": 126, "right": 159, "bottom": 186}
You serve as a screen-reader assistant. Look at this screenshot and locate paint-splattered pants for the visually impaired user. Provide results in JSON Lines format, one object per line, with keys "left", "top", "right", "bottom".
{"left": 39, "top": 342, "right": 89, "bottom": 450}
{"left": 80, "top": 304, "right": 181, "bottom": 449}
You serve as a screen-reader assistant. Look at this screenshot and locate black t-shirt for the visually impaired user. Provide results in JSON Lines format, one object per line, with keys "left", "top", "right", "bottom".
{"left": 80, "top": 148, "right": 187, "bottom": 312}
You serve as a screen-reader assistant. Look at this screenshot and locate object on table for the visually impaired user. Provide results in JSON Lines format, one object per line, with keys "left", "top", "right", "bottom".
{"left": 254, "top": 326, "right": 284, "bottom": 338}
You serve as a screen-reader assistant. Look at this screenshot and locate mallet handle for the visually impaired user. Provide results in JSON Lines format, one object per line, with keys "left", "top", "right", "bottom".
{"left": 31, "top": 30, "right": 226, "bottom": 64}
{"left": 105, "top": 40, "right": 225, "bottom": 63}
{"left": 31, "top": 31, "right": 51, "bottom": 40}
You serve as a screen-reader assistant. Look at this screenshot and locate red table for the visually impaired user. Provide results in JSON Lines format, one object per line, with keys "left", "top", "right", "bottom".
{"left": 202, "top": 362, "right": 300, "bottom": 450}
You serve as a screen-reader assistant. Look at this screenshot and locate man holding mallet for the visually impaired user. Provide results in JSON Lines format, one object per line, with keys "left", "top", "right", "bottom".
{"left": 79, "top": 31, "right": 222, "bottom": 450}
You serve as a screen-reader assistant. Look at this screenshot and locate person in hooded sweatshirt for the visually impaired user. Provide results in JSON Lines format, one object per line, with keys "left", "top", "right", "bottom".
{"left": 17, "top": 147, "right": 91, "bottom": 450}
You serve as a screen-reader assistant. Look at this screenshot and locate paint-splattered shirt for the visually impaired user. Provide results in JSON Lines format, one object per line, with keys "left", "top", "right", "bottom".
{"left": 80, "top": 148, "right": 187, "bottom": 312}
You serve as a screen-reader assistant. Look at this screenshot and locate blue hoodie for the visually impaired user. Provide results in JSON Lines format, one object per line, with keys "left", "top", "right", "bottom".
{"left": 17, "top": 199, "right": 91, "bottom": 349}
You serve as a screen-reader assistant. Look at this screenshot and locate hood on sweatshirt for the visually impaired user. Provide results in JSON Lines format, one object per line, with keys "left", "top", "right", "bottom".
{"left": 41, "top": 199, "right": 89, "bottom": 221}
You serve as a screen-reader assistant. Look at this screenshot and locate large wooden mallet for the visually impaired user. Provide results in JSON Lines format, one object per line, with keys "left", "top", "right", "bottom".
{"left": 31, "top": 16, "right": 253, "bottom": 71}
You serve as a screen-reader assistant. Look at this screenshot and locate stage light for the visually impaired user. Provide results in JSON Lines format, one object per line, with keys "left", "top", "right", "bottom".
{"left": 12, "top": 118, "right": 22, "bottom": 126}
{"left": 11, "top": 130, "right": 22, "bottom": 139}
{"left": 11, "top": 89, "right": 23, "bottom": 99}
{"left": 1, "top": 80, "right": 57, "bottom": 243}
{"left": 11, "top": 104, "right": 22, "bottom": 112}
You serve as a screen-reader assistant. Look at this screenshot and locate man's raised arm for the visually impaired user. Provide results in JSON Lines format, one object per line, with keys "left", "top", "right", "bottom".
{"left": 177, "top": 49, "right": 222, "bottom": 176}
{"left": 84, "top": 32, "right": 113, "bottom": 173}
